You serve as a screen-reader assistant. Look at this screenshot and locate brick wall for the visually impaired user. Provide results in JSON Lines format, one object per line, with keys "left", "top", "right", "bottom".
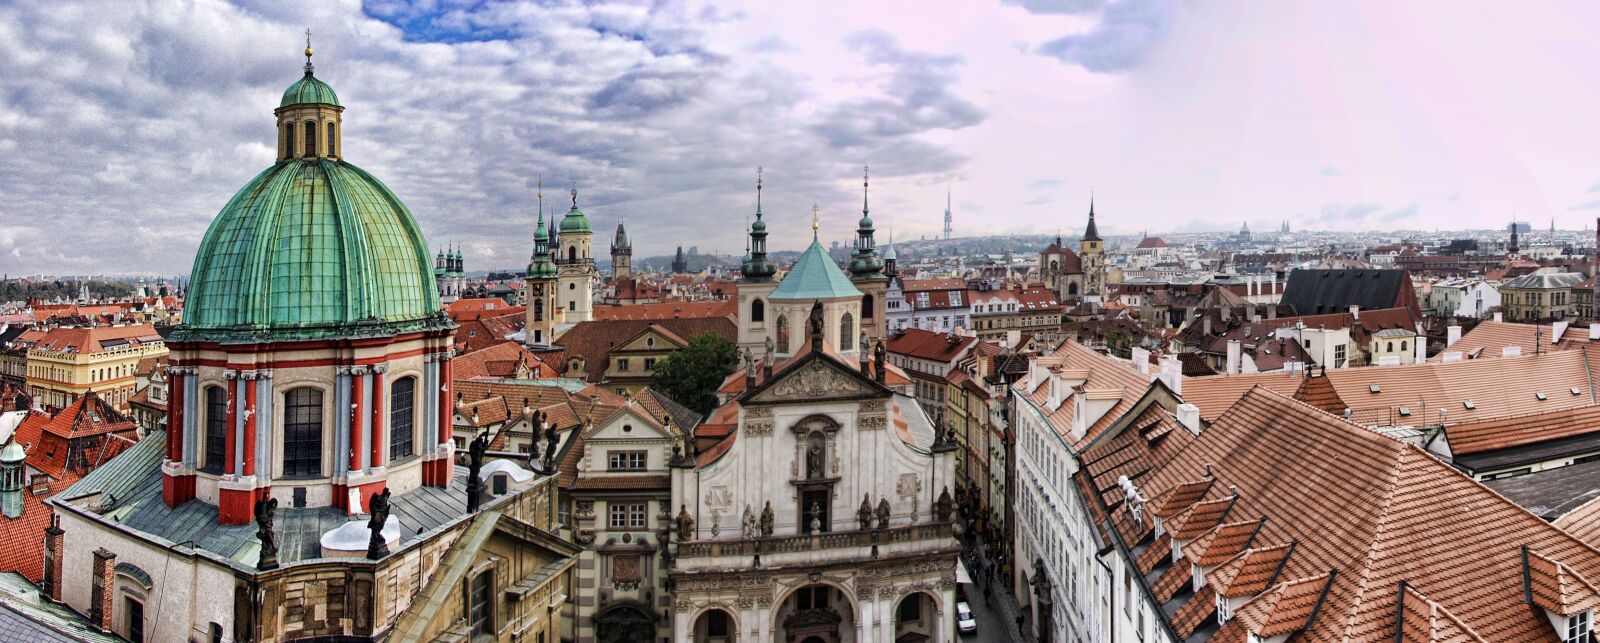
{"left": 91, "top": 548, "right": 115, "bottom": 631}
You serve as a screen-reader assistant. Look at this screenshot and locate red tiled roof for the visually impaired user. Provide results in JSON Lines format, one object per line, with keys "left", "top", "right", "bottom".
{"left": 1526, "top": 547, "right": 1600, "bottom": 616}
{"left": 0, "top": 469, "right": 79, "bottom": 583}
{"left": 591, "top": 300, "right": 737, "bottom": 321}
{"left": 570, "top": 474, "right": 671, "bottom": 491}
{"left": 900, "top": 278, "right": 966, "bottom": 292}
{"left": 29, "top": 324, "right": 161, "bottom": 354}
{"left": 1437, "top": 320, "right": 1592, "bottom": 361}
{"left": 1233, "top": 573, "right": 1335, "bottom": 638}
{"left": 1443, "top": 404, "right": 1600, "bottom": 456}
{"left": 1014, "top": 340, "right": 1152, "bottom": 448}
{"left": 1396, "top": 583, "right": 1485, "bottom": 643}
{"left": 1079, "top": 385, "right": 1600, "bottom": 641}
{"left": 557, "top": 317, "right": 736, "bottom": 382}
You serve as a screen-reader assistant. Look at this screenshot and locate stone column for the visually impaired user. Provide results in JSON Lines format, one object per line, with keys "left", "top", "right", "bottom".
{"left": 242, "top": 371, "right": 258, "bottom": 477}
{"left": 334, "top": 366, "right": 350, "bottom": 481}
{"left": 350, "top": 366, "right": 367, "bottom": 474}
{"left": 256, "top": 371, "right": 273, "bottom": 483}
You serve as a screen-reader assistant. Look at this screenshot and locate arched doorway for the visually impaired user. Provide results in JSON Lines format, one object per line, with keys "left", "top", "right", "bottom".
{"left": 593, "top": 601, "right": 657, "bottom": 643}
{"left": 775, "top": 584, "right": 856, "bottom": 643}
{"left": 893, "top": 592, "right": 939, "bottom": 642}
{"left": 693, "top": 607, "right": 738, "bottom": 642}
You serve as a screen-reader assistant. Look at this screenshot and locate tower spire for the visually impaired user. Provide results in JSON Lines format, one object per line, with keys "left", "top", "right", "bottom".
{"left": 304, "top": 29, "right": 314, "bottom": 76}
{"left": 862, "top": 165, "right": 870, "bottom": 216}
{"left": 812, "top": 204, "right": 820, "bottom": 239}
{"left": 756, "top": 166, "right": 764, "bottom": 218}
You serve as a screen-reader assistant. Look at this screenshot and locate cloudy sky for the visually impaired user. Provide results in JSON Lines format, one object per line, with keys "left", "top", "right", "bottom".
{"left": 4, "top": 0, "right": 1600, "bottom": 275}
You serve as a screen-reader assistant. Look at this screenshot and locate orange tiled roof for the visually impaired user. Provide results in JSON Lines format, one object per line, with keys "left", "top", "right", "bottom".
{"left": 1554, "top": 495, "right": 1600, "bottom": 549}
{"left": 1439, "top": 320, "right": 1592, "bottom": 361}
{"left": 1079, "top": 385, "right": 1600, "bottom": 641}
{"left": 1396, "top": 583, "right": 1486, "bottom": 643}
{"left": 1233, "top": 573, "right": 1335, "bottom": 638}
{"left": 1443, "top": 403, "right": 1600, "bottom": 456}
{"left": 1014, "top": 340, "right": 1152, "bottom": 448}
{"left": 1207, "top": 543, "right": 1294, "bottom": 597}
{"left": 1182, "top": 519, "right": 1263, "bottom": 567}
{"left": 30, "top": 324, "right": 161, "bottom": 354}
{"left": 591, "top": 300, "right": 737, "bottom": 321}
{"left": 1525, "top": 547, "right": 1600, "bottom": 616}
{"left": 0, "top": 469, "right": 79, "bottom": 583}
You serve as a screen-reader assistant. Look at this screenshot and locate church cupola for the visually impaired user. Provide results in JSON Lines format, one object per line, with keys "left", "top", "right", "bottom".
{"left": 849, "top": 165, "right": 885, "bottom": 281}
{"left": 0, "top": 435, "right": 24, "bottom": 519}
{"left": 275, "top": 31, "right": 344, "bottom": 162}
{"left": 742, "top": 168, "right": 777, "bottom": 282}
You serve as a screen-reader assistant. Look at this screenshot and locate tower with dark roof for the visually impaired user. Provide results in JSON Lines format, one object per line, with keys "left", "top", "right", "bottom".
{"left": 848, "top": 167, "right": 889, "bottom": 340}
{"left": 610, "top": 221, "right": 632, "bottom": 279}
{"left": 1080, "top": 197, "right": 1106, "bottom": 301}
{"left": 737, "top": 169, "right": 780, "bottom": 353}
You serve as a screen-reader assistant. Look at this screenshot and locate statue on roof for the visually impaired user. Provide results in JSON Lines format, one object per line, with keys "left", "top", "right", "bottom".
{"left": 808, "top": 301, "right": 825, "bottom": 347}
{"left": 742, "top": 504, "right": 757, "bottom": 540}
{"left": 874, "top": 340, "right": 887, "bottom": 383}
{"left": 875, "top": 497, "right": 892, "bottom": 530}
{"left": 857, "top": 493, "right": 873, "bottom": 531}
{"left": 467, "top": 428, "right": 488, "bottom": 513}
{"left": 935, "top": 486, "right": 953, "bottom": 523}
{"left": 366, "top": 487, "right": 391, "bottom": 559}
{"left": 255, "top": 496, "right": 279, "bottom": 571}
{"left": 676, "top": 504, "right": 695, "bottom": 541}
{"left": 542, "top": 421, "right": 560, "bottom": 470}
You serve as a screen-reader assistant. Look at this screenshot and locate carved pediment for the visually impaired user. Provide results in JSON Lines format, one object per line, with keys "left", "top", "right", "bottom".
{"left": 748, "top": 357, "right": 881, "bottom": 404}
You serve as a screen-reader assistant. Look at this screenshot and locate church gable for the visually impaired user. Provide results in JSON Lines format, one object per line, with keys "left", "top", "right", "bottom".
{"left": 743, "top": 353, "right": 886, "bottom": 406}
{"left": 586, "top": 406, "right": 672, "bottom": 441}
{"left": 615, "top": 326, "right": 685, "bottom": 353}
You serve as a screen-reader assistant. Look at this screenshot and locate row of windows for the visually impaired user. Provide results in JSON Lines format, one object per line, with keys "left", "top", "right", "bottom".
{"left": 199, "top": 376, "right": 421, "bottom": 477}
{"left": 281, "top": 121, "right": 337, "bottom": 158}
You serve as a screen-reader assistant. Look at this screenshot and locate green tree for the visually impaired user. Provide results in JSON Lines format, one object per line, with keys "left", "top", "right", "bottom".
{"left": 651, "top": 332, "right": 740, "bottom": 415}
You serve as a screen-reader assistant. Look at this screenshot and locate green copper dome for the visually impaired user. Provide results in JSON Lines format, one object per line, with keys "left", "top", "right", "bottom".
{"left": 770, "top": 238, "right": 862, "bottom": 301}
{"left": 559, "top": 189, "right": 590, "bottom": 233}
{"left": 281, "top": 73, "right": 340, "bottom": 108}
{"left": 176, "top": 159, "right": 446, "bottom": 341}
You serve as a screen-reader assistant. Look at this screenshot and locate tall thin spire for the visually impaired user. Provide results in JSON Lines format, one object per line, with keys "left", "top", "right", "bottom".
{"left": 812, "top": 204, "right": 820, "bottom": 238}
{"left": 303, "top": 29, "right": 315, "bottom": 76}
{"left": 863, "top": 165, "right": 870, "bottom": 216}
{"left": 756, "top": 166, "right": 763, "bottom": 218}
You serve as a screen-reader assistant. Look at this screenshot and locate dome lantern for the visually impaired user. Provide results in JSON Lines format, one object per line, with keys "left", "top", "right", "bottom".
{"left": 275, "top": 32, "right": 343, "bottom": 161}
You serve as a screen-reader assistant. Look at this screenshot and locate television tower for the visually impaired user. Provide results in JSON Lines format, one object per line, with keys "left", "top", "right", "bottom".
{"left": 942, "top": 187, "right": 952, "bottom": 240}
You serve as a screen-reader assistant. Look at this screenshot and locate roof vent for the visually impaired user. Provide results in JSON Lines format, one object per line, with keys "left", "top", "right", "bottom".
{"left": 1575, "top": 387, "right": 1584, "bottom": 396}
{"left": 1398, "top": 406, "right": 1411, "bottom": 417}
{"left": 1536, "top": 392, "right": 1549, "bottom": 401}
{"left": 1369, "top": 384, "right": 1381, "bottom": 393}
{"left": 1463, "top": 400, "right": 1475, "bottom": 410}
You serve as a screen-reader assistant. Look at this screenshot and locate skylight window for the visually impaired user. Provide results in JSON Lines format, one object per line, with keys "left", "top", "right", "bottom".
{"left": 1399, "top": 406, "right": 1412, "bottom": 416}
{"left": 1463, "top": 401, "right": 1475, "bottom": 410}
{"left": 1370, "top": 384, "right": 1382, "bottom": 393}
{"left": 1537, "top": 392, "right": 1549, "bottom": 401}
{"left": 1574, "top": 387, "right": 1584, "bottom": 396}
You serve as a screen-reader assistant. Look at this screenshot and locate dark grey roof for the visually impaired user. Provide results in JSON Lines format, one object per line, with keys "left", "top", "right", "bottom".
{"left": 1452, "top": 431, "right": 1600, "bottom": 474}
{"left": 644, "top": 389, "right": 703, "bottom": 431}
{"left": 1483, "top": 457, "right": 1600, "bottom": 520}
{"left": 1279, "top": 269, "right": 1412, "bottom": 315}
{"left": 1500, "top": 271, "right": 1587, "bottom": 290}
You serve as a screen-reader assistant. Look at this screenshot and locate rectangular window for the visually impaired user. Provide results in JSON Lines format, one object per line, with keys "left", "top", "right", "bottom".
{"left": 608, "top": 451, "right": 647, "bottom": 471}
{"left": 204, "top": 386, "right": 227, "bottom": 474}
{"left": 643, "top": 358, "right": 656, "bottom": 371}
{"left": 390, "top": 377, "right": 415, "bottom": 461}
{"left": 617, "top": 358, "right": 629, "bottom": 371}
{"left": 609, "top": 502, "right": 647, "bottom": 529}
{"left": 282, "top": 388, "right": 324, "bottom": 477}
{"left": 125, "top": 596, "right": 145, "bottom": 643}
{"left": 1567, "top": 610, "right": 1592, "bottom": 643}
{"left": 468, "top": 570, "right": 494, "bottom": 637}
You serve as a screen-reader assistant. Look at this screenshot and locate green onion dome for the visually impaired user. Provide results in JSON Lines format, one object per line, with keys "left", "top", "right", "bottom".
{"left": 559, "top": 189, "right": 591, "bottom": 233}
{"left": 176, "top": 159, "right": 447, "bottom": 341}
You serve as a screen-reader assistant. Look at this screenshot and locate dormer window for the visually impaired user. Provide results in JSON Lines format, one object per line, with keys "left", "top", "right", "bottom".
{"left": 1567, "top": 610, "right": 1592, "bottom": 643}
{"left": 1191, "top": 563, "right": 1205, "bottom": 592}
{"left": 1216, "top": 591, "right": 1233, "bottom": 622}
{"left": 1247, "top": 633, "right": 1267, "bottom": 643}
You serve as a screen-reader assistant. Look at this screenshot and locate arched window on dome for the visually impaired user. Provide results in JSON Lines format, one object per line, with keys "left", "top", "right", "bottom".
{"left": 862, "top": 294, "right": 875, "bottom": 319}
{"left": 751, "top": 299, "right": 765, "bottom": 323}
{"left": 326, "top": 122, "right": 336, "bottom": 157}
{"left": 203, "top": 386, "right": 226, "bottom": 474}
{"left": 283, "top": 388, "right": 323, "bottom": 477}
{"left": 776, "top": 315, "right": 790, "bottom": 354}
{"left": 390, "top": 377, "right": 415, "bottom": 461}
{"left": 284, "top": 125, "right": 295, "bottom": 161}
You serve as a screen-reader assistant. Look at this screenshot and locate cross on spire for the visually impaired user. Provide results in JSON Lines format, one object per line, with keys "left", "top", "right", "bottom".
{"left": 812, "top": 204, "right": 820, "bottom": 238}
{"left": 303, "top": 28, "right": 315, "bottom": 75}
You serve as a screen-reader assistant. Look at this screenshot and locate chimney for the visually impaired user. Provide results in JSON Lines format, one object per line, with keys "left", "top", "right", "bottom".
{"left": 1203, "top": 315, "right": 1213, "bottom": 337}
{"left": 1494, "top": 311, "right": 1503, "bottom": 323}
{"left": 1130, "top": 347, "right": 1151, "bottom": 375}
{"left": 1446, "top": 324, "right": 1462, "bottom": 347}
{"left": 1349, "top": 305, "right": 1360, "bottom": 320}
{"left": 1413, "top": 336, "right": 1426, "bottom": 364}
{"left": 1226, "top": 340, "right": 1242, "bottom": 375}
{"left": 1442, "top": 351, "right": 1464, "bottom": 363}
{"left": 1267, "top": 304, "right": 1277, "bottom": 320}
{"left": 1590, "top": 323, "right": 1600, "bottom": 341}
{"left": 1504, "top": 345, "right": 1522, "bottom": 357}
{"left": 1159, "top": 355, "right": 1183, "bottom": 395}
{"left": 1177, "top": 403, "right": 1202, "bottom": 435}
{"left": 1553, "top": 321, "right": 1571, "bottom": 345}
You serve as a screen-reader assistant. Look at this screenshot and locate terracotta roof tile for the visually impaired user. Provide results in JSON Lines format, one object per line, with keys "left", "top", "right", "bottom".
{"left": 1182, "top": 519, "right": 1263, "bottom": 567}
{"left": 1207, "top": 543, "right": 1293, "bottom": 597}
{"left": 1443, "top": 403, "right": 1600, "bottom": 456}
{"left": 1151, "top": 557, "right": 1194, "bottom": 605}
{"left": 1525, "top": 547, "right": 1600, "bottom": 616}
{"left": 557, "top": 317, "right": 736, "bottom": 382}
{"left": 885, "top": 328, "right": 976, "bottom": 362}
{"left": 1168, "top": 496, "right": 1236, "bottom": 540}
{"left": 1172, "top": 585, "right": 1218, "bottom": 639}
{"left": 1152, "top": 478, "right": 1215, "bottom": 519}
{"left": 569, "top": 474, "right": 671, "bottom": 491}
{"left": 1397, "top": 583, "right": 1487, "bottom": 643}
{"left": 1138, "top": 533, "right": 1174, "bottom": 575}
{"left": 1554, "top": 495, "right": 1600, "bottom": 548}
{"left": 1233, "top": 573, "right": 1335, "bottom": 638}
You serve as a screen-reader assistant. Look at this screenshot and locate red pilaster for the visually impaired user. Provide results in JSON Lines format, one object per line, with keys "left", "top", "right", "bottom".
{"left": 218, "top": 487, "right": 254, "bottom": 525}
{"left": 165, "top": 371, "right": 179, "bottom": 461}
{"left": 243, "top": 376, "right": 257, "bottom": 477}
{"left": 224, "top": 376, "right": 238, "bottom": 475}
{"left": 370, "top": 367, "right": 385, "bottom": 469}
{"left": 350, "top": 370, "right": 366, "bottom": 473}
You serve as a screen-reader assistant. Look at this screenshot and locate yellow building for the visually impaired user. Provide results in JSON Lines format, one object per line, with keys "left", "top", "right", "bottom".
{"left": 25, "top": 324, "right": 167, "bottom": 411}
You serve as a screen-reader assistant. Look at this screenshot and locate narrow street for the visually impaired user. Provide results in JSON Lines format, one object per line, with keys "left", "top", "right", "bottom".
{"left": 957, "top": 541, "right": 1030, "bottom": 643}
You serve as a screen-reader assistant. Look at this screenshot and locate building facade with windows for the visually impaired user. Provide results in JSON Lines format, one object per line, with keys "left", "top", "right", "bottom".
{"left": 668, "top": 309, "right": 961, "bottom": 642}
{"left": 24, "top": 325, "right": 167, "bottom": 413}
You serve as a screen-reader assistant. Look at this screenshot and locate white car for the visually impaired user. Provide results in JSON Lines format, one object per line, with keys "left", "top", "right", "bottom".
{"left": 956, "top": 601, "right": 977, "bottom": 634}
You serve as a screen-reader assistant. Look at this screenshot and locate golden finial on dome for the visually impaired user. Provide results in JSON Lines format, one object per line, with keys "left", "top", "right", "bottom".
{"left": 303, "top": 28, "right": 315, "bottom": 76}
{"left": 812, "top": 203, "right": 820, "bottom": 237}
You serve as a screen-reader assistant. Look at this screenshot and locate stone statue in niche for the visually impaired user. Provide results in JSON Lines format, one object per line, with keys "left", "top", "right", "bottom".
{"left": 806, "top": 434, "right": 825, "bottom": 479}
{"left": 935, "top": 486, "right": 954, "bottom": 523}
{"left": 742, "top": 504, "right": 757, "bottom": 539}
{"left": 676, "top": 504, "right": 695, "bottom": 541}
{"left": 760, "top": 501, "right": 775, "bottom": 537}
{"left": 857, "top": 494, "right": 873, "bottom": 531}
{"left": 876, "top": 497, "right": 892, "bottom": 529}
